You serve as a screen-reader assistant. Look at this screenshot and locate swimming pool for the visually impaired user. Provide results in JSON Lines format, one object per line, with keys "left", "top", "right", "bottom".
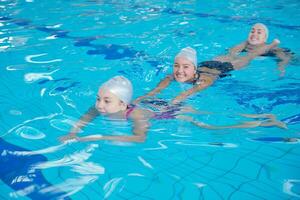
{"left": 1, "top": 0, "right": 300, "bottom": 199}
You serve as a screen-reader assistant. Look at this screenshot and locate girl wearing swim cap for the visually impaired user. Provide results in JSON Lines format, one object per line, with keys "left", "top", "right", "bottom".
{"left": 212, "top": 23, "right": 290, "bottom": 75}
{"left": 60, "top": 75, "right": 287, "bottom": 143}
{"left": 135, "top": 23, "right": 291, "bottom": 105}
{"left": 60, "top": 76, "right": 153, "bottom": 143}
{"left": 95, "top": 76, "right": 133, "bottom": 114}
{"left": 134, "top": 47, "right": 206, "bottom": 104}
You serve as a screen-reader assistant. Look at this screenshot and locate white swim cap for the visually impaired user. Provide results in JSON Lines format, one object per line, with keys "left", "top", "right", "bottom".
{"left": 175, "top": 47, "right": 197, "bottom": 68}
{"left": 101, "top": 76, "right": 133, "bottom": 105}
{"left": 253, "top": 23, "right": 269, "bottom": 41}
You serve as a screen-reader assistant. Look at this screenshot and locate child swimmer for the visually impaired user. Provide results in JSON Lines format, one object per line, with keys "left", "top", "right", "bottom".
{"left": 60, "top": 76, "right": 287, "bottom": 143}
{"left": 134, "top": 23, "right": 289, "bottom": 105}
{"left": 60, "top": 76, "right": 153, "bottom": 143}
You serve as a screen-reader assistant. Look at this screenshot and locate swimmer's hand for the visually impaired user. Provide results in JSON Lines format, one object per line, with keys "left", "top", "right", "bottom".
{"left": 59, "top": 133, "right": 78, "bottom": 142}
{"left": 272, "top": 39, "right": 280, "bottom": 45}
{"left": 171, "top": 97, "right": 184, "bottom": 105}
{"left": 76, "top": 134, "right": 103, "bottom": 142}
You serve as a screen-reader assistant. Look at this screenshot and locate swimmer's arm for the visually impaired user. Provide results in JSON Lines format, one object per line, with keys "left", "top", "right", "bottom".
{"left": 133, "top": 75, "right": 172, "bottom": 104}
{"left": 249, "top": 39, "right": 280, "bottom": 58}
{"left": 228, "top": 41, "right": 247, "bottom": 55}
{"left": 60, "top": 106, "right": 99, "bottom": 142}
{"left": 263, "top": 39, "right": 280, "bottom": 53}
{"left": 171, "top": 82, "right": 211, "bottom": 104}
{"left": 77, "top": 135, "right": 146, "bottom": 143}
{"left": 77, "top": 109, "right": 151, "bottom": 143}
{"left": 130, "top": 109, "right": 152, "bottom": 142}
{"left": 70, "top": 106, "right": 99, "bottom": 134}
{"left": 273, "top": 48, "right": 292, "bottom": 76}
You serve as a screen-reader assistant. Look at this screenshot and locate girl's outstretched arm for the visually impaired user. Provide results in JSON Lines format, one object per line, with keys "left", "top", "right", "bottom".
{"left": 228, "top": 41, "right": 247, "bottom": 55}
{"left": 133, "top": 75, "right": 172, "bottom": 104}
{"left": 248, "top": 39, "right": 280, "bottom": 58}
{"left": 77, "top": 134, "right": 146, "bottom": 143}
{"left": 60, "top": 106, "right": 99, "bottom": 142}
{"left": 76, "top": 108, "right": 152, "bottom": 143}
{"left": 273, "top": 48, "right": 292, "bottom": 76}
{"left": 171, "top": 77, "right": 214, "bottom": 104}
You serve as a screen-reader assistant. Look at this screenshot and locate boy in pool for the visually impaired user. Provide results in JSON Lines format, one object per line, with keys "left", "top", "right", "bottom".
{"left": 60, "top": 76, "right": 286, "bottom": 143}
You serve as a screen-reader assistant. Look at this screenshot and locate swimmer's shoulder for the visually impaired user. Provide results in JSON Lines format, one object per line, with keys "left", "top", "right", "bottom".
{"left": 127, "top": 106, "right": 153, "bottom": 119}
{"left": 261, "top": 47, "right": 293, "bottom": 57}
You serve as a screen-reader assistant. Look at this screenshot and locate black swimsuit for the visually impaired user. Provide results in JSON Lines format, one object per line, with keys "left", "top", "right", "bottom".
{"left": 196, "top": 60, "right": 234, "bottom": 79}
{"left": 243, "top": 47, "right": 293, "bottom": 57}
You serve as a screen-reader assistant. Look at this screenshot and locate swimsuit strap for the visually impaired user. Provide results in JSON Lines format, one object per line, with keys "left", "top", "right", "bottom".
{"left": 125, "top": 105, "right": 135, "bottom": 119}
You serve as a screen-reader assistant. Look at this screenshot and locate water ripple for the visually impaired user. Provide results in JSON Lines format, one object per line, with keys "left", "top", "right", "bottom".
{"left": 137, "top": 156, "right": 153, "bottom": 169}
{"left": 15, "top": 126, "right": 45, "bottom": 140}
{"left": 1, "top": 143, "right": 66, "bottom": 157}
{"left": 103, "top": 177, "right": 123, "bottom": 199}
{"left": 39, "top": 176, "right": 98, "bottom": 199}
{"left": 72, "top": 162, "right": 105, "bottom": 175}
{"left": 24, "top": 69, "right": 59, "bottom": 83}
{"left": 33, "top": 144, "right": 102, "bottom": 173}
{"left": 50, "top": 117, "right": 77, "bottom": 132}
{"left": 144, "top": 139, "right": 238, "bottom": 151}
{"left": 25, "top": 53, "right": 62, "bottom": 64}
{"left": 283, "top": 179, "right": 300, "bottom": 198}
{"left": 1, "top": 102, "right": 63, "bottom": 137}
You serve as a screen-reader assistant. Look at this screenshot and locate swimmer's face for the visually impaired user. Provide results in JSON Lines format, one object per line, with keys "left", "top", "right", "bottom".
{"left": 173, "top": 57, "right": 196, "bottom": 82}
{"left": 95, "top": 88, "right": 127, "bottom": 114}
{"left": 248, "top": 24, "right": 267, "bottom": 45}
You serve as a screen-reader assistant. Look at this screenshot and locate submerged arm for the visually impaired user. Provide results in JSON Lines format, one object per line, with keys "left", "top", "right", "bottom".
{"left": 77, "top": 134, "right": 146, "bottom": 143}
{"left": 171, "top": 78, "right": 214, "bottom": 104}
{"left": 274, "top": 48, "right": 292, "bottom": 76}
{"left": 60, "top": 106, "right": 99, "bottom": 141}
{"left": 248, "top": 39, "right": 280, "bottom": 58}
{"left": 133, "top": 75, "right": 172, "bottom": 104}
{"left": 77, "top": 109, "right": 151, "bottom": 143}
{"left": 228, "top": 41, "right": 247, "bottom": 55}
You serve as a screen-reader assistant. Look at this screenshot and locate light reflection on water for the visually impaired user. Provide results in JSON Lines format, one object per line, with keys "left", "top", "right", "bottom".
{"left": 0, "top": 0, "right": 299, "bottom": 199}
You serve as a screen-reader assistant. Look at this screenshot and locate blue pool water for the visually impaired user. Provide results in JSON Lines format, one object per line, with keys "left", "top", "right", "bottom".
{"left": 1, "top": 0, "right": 300, "bottom": 199}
